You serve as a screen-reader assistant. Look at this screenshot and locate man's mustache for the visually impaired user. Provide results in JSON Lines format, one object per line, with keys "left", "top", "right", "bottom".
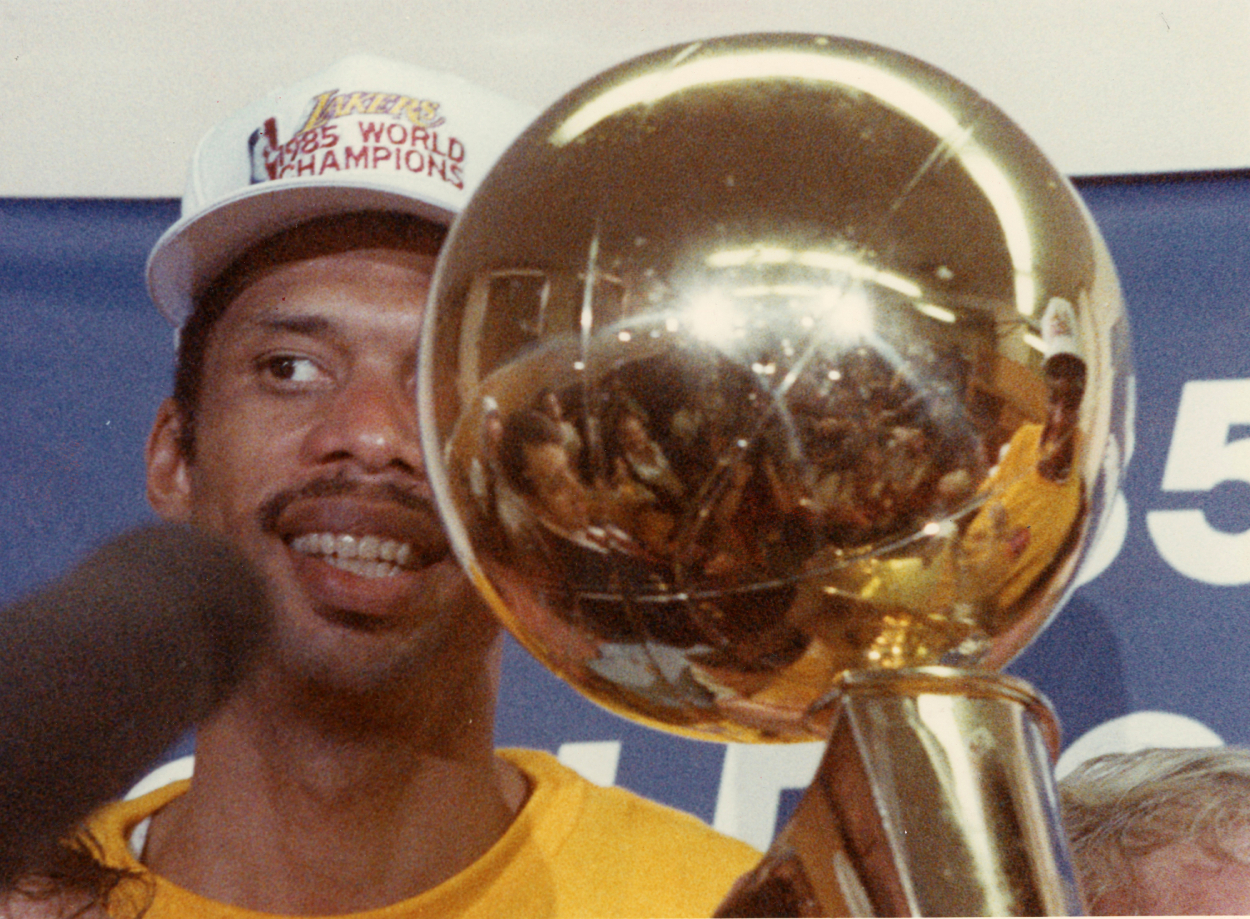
{"left": 258, "top": 474, "right": 436, "bottom": 533}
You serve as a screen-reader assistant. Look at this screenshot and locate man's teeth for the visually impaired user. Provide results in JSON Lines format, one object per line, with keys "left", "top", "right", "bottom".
{"left": 289, "top": 533, "right": 413, "bottom": 578}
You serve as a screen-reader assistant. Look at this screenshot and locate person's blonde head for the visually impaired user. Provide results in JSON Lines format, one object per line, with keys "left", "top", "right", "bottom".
{"left": 1060, "top": 746, "right": 1250, "bottom": 913}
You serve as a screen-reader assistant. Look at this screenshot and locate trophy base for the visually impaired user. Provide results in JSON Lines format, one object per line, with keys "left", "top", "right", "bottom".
{"left": 715, "top": 667, "right": 1082, "bottom": 917}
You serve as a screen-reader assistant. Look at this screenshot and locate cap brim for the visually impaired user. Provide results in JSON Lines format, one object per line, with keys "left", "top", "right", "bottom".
{"left": 146, "top": 178, "right": 457, "bottom": 326}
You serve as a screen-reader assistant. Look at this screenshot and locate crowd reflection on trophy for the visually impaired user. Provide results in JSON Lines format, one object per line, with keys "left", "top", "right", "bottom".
{"left": 421, "top": 32, "right": 1128, "bottom": 916}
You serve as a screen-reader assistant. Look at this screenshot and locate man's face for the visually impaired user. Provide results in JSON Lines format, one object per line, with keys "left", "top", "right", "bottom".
{"left": 522, "top": 442, "right": 590, "bottom": 534}
{"left": 618, "top": 415, "right": 649, "bottom": 454}
{"left": 1038, "top": 370, "right": 1084, "bottom": 480}
{"left": 147, "top": 245, "right": 492, "bottom": 693}
{"left": 1095, "top": 835, "right": 1250, "bottom": 915}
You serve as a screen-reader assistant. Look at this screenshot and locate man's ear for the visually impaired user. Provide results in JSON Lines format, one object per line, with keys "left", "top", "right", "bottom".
{"left": 146, "top": 398, "right": 194, "bottom": 522}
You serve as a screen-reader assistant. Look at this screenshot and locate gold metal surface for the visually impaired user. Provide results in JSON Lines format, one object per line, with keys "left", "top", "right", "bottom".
{"left": 717, "top": 669, "right": 1080, "bottom": 916}
{"left": 421, "top": 32, "right": 1128, "bottom": 744}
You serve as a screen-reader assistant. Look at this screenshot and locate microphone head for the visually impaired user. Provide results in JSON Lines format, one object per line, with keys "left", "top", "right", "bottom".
{"left": 66, "top": 523, "right": 272, "bottom": 712}
{"left": 0, "top": 524, "right": 270, "bottom": 885}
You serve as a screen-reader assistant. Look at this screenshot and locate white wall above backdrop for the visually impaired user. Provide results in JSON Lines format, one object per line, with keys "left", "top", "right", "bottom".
{"left": 3, "top": 0, "right": 1249, "bottom": 198}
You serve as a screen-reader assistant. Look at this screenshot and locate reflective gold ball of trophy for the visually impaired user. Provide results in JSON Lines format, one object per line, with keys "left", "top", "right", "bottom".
{"left": 419, "top": 33, "right": 1129, "bottom": 744}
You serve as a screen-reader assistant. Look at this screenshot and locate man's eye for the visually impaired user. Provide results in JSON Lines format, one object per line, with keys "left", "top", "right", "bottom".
{"left": 261, "top": 355, "right": 324, "bottom": 384}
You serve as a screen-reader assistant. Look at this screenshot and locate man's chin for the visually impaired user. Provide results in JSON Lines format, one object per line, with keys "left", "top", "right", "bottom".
{"left": 262, "top": 560, "right": 498, "bottom": 698}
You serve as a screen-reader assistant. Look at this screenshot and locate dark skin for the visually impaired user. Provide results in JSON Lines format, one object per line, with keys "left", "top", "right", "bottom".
{"left": 138, "top": 244, "right": 528, "bottom": 914}
{"left": 1036, "top": 369, "right": 1084, "bottom": 482}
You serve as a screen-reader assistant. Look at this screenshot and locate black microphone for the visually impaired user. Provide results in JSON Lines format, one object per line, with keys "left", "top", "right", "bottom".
{"left": 0, "top": 524, "right": 269, "bottom": 885}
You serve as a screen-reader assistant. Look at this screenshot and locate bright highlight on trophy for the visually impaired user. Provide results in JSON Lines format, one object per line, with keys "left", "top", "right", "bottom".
{"left": 421, "top": 33, "right": 1126, "bottom": 750}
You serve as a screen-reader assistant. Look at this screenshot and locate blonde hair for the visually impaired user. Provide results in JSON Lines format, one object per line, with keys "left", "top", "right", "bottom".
{"left": 1059, "top": 746, "right": 1250, "bottom": 911}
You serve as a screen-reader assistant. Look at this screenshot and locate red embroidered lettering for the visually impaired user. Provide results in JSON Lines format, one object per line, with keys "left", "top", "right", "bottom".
{"left": 358, "top": 121, "right": 386, "bottom": 143}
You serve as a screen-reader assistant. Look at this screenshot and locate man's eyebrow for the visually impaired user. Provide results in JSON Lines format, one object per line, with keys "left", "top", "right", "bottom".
{"left": 248, "top": 314, "right": 336, "bottom": 336}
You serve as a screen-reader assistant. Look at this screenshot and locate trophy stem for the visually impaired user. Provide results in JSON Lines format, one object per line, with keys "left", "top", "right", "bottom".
{"left": 715, "top": 667, "right": 1082, "bottom": 917}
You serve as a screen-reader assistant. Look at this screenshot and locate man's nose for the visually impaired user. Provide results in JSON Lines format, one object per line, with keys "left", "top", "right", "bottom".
{"left": 302, "top": 371, "right": 424, "bottom": 475}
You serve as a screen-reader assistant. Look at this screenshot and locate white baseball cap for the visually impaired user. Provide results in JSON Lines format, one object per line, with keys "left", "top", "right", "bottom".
{"left": 1041, "top": 296, "right": 1083, "bottom": 362}
{"left": 146, "top": 54, "right": 536, "bottom": 326}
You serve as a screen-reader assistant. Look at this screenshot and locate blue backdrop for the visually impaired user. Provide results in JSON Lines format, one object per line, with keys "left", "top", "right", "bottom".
{"left": 2, "top": 172, "right": 1249, "bottom": 848}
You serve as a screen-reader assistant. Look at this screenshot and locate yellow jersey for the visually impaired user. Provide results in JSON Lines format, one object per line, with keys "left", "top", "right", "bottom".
{"left": 83, "top": 748, "right": 761, "bottom": 918}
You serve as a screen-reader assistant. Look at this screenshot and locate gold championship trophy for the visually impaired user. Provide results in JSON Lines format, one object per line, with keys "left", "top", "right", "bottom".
{"left": 419, "top": 34, "right": 1128, "bottom": 916}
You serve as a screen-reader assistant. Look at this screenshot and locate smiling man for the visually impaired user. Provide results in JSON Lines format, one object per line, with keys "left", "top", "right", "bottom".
{"left": 9, "top": 55, "right": 760, "bottom": 919}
